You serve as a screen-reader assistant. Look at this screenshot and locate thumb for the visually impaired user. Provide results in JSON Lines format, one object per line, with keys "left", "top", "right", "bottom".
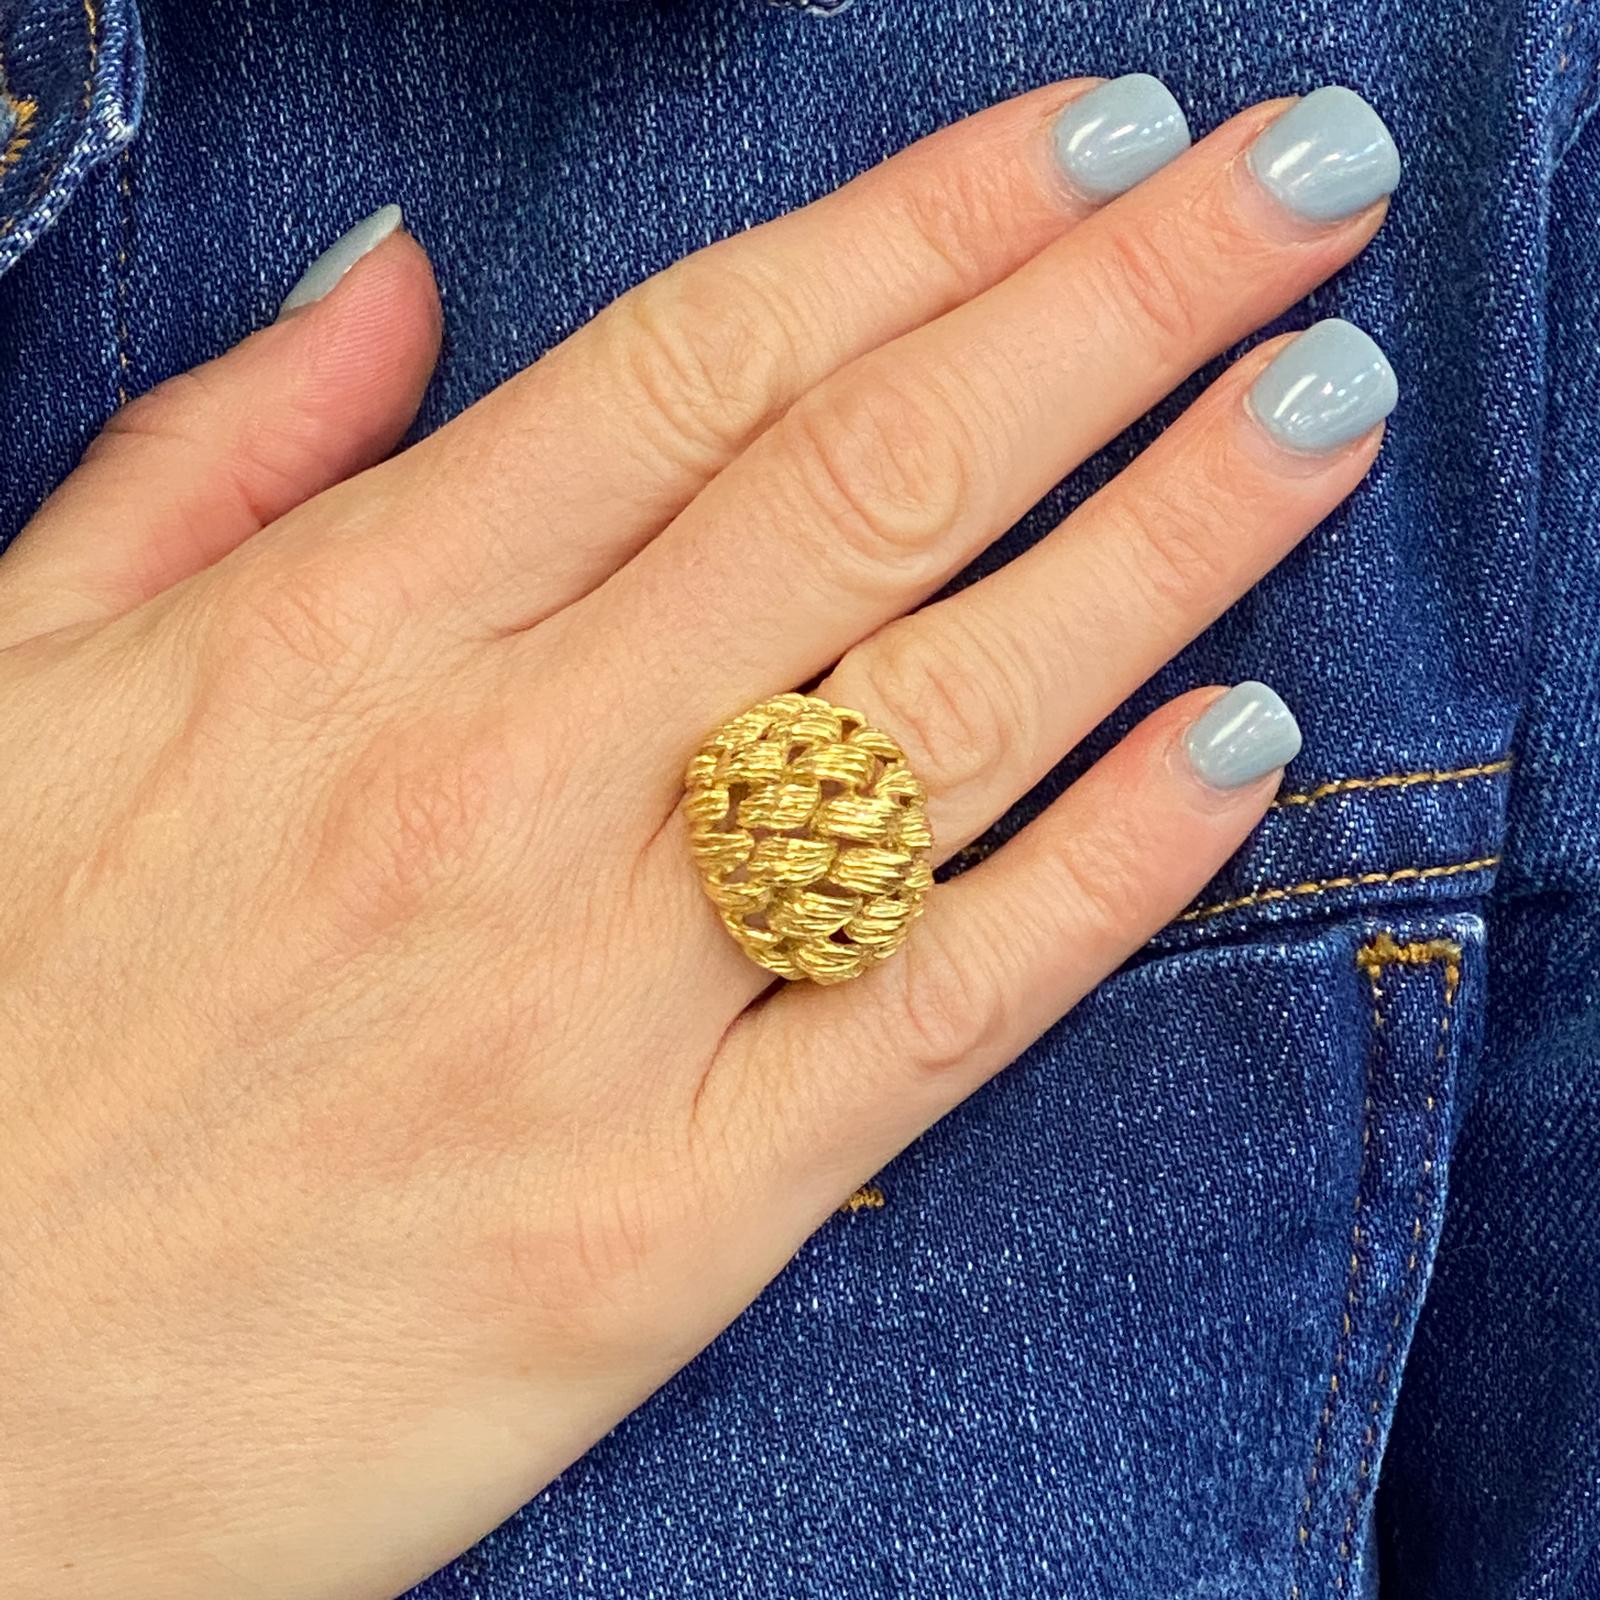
{"left": 0, "top": 205, "right": 441, "bottom": 647}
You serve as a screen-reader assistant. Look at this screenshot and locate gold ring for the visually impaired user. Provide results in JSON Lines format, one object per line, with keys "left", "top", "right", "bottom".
{"left": 683, "top": 693, "right": 934, "bottom": 984}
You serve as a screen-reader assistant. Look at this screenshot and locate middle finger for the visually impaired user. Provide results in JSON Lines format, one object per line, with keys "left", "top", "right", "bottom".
{"left": 574, "top": 87, "right": 1398, "bottom": 777}
{"left": 819, "top": 320, "right": 1395, "bottom": 857}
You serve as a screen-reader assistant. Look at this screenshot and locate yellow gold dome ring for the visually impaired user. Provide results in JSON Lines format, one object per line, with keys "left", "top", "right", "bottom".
{"left": 683, "top": 693, "right": 934, "bottom": 984}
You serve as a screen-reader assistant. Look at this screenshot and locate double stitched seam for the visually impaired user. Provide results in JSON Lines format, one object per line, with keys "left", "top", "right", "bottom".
{"left": 956, "top": 759, "right": 1513, "bottom": 876}
{"left": 0, "top": 0, "right": 100, "bottom": 243}
{"left": 1290, "top": 1017, "right": 1376, "bottom": 1594}
{"left": 1178, "top": 856, "right": 1500, "bottom": 925}
{"left": 1288, "top": 934, "right": 1459, "bottom": 1597}
{"left": 1332, "top": 936, "right": 1457, "bottom": 1587}
{"left": 1270, "top": 756, "right": 1513, "bottom": 812}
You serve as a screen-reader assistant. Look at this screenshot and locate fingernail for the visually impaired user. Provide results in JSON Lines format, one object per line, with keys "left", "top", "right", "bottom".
{"left": 1184, "top": 681, "right": 1302, "bottom": 790}
{"left": 278, "top": 204, "right": 404, "bottom": 319}
{"left": 1247, "top": 86, "right": 1400, "bottom": 223}
{"left": 1248, "top": 318, "right": 1398, "bottom": 453}
{"left": 1051, "top": 74, "right": 1191, "bottom": 203}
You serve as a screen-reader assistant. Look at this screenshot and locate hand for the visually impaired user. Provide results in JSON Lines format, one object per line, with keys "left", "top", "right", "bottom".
{"left": 0, "top": 79, "right": 1393, "bottom": 1599}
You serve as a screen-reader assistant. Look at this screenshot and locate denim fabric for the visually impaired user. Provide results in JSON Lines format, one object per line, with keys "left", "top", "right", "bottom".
{"left": 431, "top": 915, "right": 1487, "bottom": 1599}
{"left": 1374, "top": 100, "right": 1600, "bottom": 1600}
{"left": 0, "top": 0, "right": 140, "bottom": 278}
{"left": 0, "top": 0, "right": 1596, "bottom": 1596}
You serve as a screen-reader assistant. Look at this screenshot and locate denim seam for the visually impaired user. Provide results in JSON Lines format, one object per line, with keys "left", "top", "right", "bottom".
{"left": 1290, "top": 934, "right": 1458, "bottom": 1597}
{"left": 1556, "top": 0, "right": 1600, "bottom": 162}
{"left": 1334, "top": 936, "right": 1456, "bottom": 1586}
{"left": 953, "top": 758, "right": 1512, "bottom": 879}
{"left": 0, "top": 0, "right": 99, "bottom": 243}
{"left": 113, "top": 144, "right": 133, "bottom": 404}
{"left": 0, "top": 97, "right": 36, "bottom": 178}
{"left": 1270, "top": 757, "right": 1514, "bottom": 813}
{"left": 1559, "top": 52, "right": 1600, "bottom": 164}
{"left": 1176, "top": 856, "right": 1501, "bottom": 925}
{"left": 1290, "top": 1043, "right": 1373, "bottom": 1596}
{"left": 0, "top": 32, "right": 38, "bottom": 182}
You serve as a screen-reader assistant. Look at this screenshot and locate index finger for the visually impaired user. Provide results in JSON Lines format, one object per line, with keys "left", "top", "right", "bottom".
{"left": 363, "top": 76, "right": 1186, "bottom": 630}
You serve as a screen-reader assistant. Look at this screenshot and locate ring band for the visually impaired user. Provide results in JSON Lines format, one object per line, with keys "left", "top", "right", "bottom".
{"left": 683, "top": 693, "right": 934, "bottom": 984}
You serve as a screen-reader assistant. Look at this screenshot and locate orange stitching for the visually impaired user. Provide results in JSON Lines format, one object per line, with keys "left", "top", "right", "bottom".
{"left": 0, "top": 20, "right": 40, "bottom": 181}
{"left": 1272, "top": 757, "right": 1513, "bottom": 812}
{"left": 0, "top": 93, "right": 38, "bottom": 181}
{"left": 0, "top": 0, "right": 100, "bottom": 244}
{"left": 838, "top": 1184, "right": 885, "bottom": 1214}
{"left": 1177, "top": 857, "right": 1500, "bottom": 925}
{"left": 955, "top": 759, "right": 1512, "bottom": 878}
{"left": 1353, "top": 933, "right": 1462, "bottom": 1001}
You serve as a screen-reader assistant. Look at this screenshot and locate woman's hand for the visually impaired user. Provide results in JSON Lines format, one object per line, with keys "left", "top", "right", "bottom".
{"left": 0, "top": 78, "right": 1396, "bottom": 1599}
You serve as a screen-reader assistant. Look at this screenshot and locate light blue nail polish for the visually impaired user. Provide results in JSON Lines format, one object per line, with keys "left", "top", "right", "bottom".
{"left": 1051, "top": 74, "right": 1192, "bottom": 203}
{"left": 1247, "top": 86, "right": 1400, "bottom": 223}
{"left": 1249, "top": 318, "right": 1398, "bottom": 453}
{"left": 1184, "top": 681, "right": 1302, "bottom": 789}
{"left": 278, "top": 204, "right": 404, "bottom": 319}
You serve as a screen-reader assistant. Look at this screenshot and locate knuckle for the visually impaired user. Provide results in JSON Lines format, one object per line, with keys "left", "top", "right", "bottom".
{"left": 1051, "top": 812, "right": 1156, "bottom": 940}
{"left": 783, "top": 366, "right": 973, "bottom": 583}
{"left": 203, "top": 546, "right": 410, "bottom": 715}
{"left": 881, "top": 163, "right": 1012, "bottom": 296}
{"left": 610, "top": 254, "right": 802, "bottom": 472}
{"left": 245, "top": 564, "right": 368, "bottom": 676}
{"left": 312, "top": 713, "right": 523, "bottom": 939}
{"left": 89, "top": 370, "right": 216, "bottom": 460}
{"left": 1106, "top": 471, "right": 1240, "bottom": 618}
{"left": 470, "top": 1129, "right": 727, "bottom": 1362}
{"left": 1092, "top": 213, "right": 1208, "bottom": 357}
{"left": 855, "top": 615, "right": 1018, "bottom": 801}
{"left": 892, "top": 916, "right": 1010, "bottom": 1079}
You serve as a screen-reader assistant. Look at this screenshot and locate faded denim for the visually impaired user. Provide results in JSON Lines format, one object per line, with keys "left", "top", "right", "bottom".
{"left": 1, "top": 0, "right": 1597, "bottom": 1595}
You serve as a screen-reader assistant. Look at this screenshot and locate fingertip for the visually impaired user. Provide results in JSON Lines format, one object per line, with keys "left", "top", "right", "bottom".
{"left": 1173, "top": 679, "right": 1301, "bottom": 801}
{"left": 1202, "top": 329, "right": 1391, "bottom": 485}
{"left": 286, "top": 225, "right": 442, "bottom": 346}
{"left": 246, "top": 224, "right": 442, "bottom": 463}
{"left": 277, "top": 203, "right": 406, "bottom": 319}
{"left": 6, "top": 214, "right": 447, "bottom": 638}
{"left": 1243, "top": 317, "right": 1397, "bottom": 461}
{"left": 269, "top": 220, "right": 440, "bottom": 364}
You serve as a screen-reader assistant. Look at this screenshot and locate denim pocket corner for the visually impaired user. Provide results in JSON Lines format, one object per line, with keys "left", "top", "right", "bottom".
{"left": 0, "top": 0, "right": 143, "bottom": 279}
{"left": 423, "top": 912, "right": 1485, "bottom": 1599}
{"left": 1286, "top": 914, "right": 1484, "bottom": 1595}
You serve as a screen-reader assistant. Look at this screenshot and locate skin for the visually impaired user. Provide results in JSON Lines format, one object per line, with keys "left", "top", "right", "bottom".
{"left": 0, "top": 82, "right": 1388, "bottom": 1599}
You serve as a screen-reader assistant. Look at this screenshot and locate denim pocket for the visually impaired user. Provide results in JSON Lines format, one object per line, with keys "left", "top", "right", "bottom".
{"left": 412, "top": 912, "right": 1485, "bottom": 1600}
{"left": 0, "top": 0, "right": 143, "bottom": 279}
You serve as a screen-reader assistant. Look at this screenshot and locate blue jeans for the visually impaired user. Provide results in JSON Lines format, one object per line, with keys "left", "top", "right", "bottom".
{"left": 2, "top": 0, "right": 1597, "bottom": 1594}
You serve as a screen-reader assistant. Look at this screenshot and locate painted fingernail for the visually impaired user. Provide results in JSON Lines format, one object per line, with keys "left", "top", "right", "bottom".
{"left": 1247, "top": 86, "right": 1400, "bottom": 223}
{"left": 1051, "top": 74, "right": 1191, "bottom": 203}
{"left": 1248, "top": 318, "right": 1398, "bottom": 453}
{"left": 1185, "top": 681, "right": 1302, "bottom": 790}
{"left": 278, "top": 204, "right": 404, "bottom": 319}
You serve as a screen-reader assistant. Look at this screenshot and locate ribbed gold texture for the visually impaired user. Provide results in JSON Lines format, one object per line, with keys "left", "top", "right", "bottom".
{"left": 684, "top": 693, "right": 934, "bottom": 984}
